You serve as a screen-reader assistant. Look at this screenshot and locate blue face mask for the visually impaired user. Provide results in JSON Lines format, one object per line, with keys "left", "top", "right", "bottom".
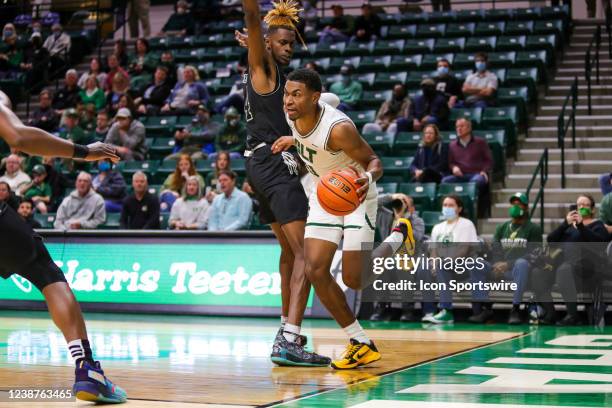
{"left": 3, "top": 30, "right": 13, "bottom": 38}
{"left": 437, "top": 66, "right": 449, "bottom": 76}
{"left": 441, "top": 206, "right": 457, "bottom": 220}
{"left": 475, "top": 61, "right": 486, "bottom": 72}
{"left": 98, "top": 161, "right": 111, "bottom": 172}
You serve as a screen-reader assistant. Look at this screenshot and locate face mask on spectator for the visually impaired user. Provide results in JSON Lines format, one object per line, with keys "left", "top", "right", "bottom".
{"left": 437, "top": 66, "right": 449, "bottom": 76}
{"left": 509, "top": 205, "right": 524, "bottom": 218}
{"left": 341, "top": 75, "right": 350, "bottom": 85}
{"left": 579, "top": 207, "right": 592, "bottom": 217}
{"left": 441, "top": 206, "right": 457, "bottom": 220}
{"left": 3, "top": 30, "right": 13, "bottom": 38}
{"left": 228, "top": 118, "right": 239, "bottom": 127}
{"left": 98, "top": 161, "right": 111, "bottom": 172}
{"left": 475, "top": 61, "right": 486, "bottom": 72}
{"left": 53, "top": 30, "right": 61, "bottom": 38}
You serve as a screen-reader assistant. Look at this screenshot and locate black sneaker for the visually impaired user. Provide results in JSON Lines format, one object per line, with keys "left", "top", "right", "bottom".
{"left": 508, "top": 308, "right": 522, "bottom": 325}
{"left": 273, "top": 326, "right": 307, "bottom": 348}
{"left": 369, "top": 302, "right": 392, "bottom": 321}
{"left": 556, "top": 313, "right": 583, "bottom": 326}
{"left": 468, "top": 308, "right": 494, "bottom": 323}
{"left": 271, "top": 334, "right": 331, "bottom": 367}
{"left": 400, "top": 309, "right": 415, "bottom": 322}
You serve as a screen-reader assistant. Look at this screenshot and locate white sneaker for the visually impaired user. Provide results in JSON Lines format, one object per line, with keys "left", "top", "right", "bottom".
{"left": 421, "top": 313, "right": 435, "bottom": 323}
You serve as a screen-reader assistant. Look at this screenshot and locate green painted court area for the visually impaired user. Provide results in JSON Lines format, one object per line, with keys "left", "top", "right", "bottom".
{"left": 284, "top": 324, "right": 612, "bottom": 408}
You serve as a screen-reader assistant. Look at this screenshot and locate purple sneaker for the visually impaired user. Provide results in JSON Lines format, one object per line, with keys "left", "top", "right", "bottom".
{"left": 73, "top": 360, "right": 127, "bottom": 403}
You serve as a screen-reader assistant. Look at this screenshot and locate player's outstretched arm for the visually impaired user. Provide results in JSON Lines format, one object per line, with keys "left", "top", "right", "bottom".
{"left": 0, "top": 113, "right": 119, "bottom": 162}
{"left": 242, "top": 0, "right": 276, "bottom": 93}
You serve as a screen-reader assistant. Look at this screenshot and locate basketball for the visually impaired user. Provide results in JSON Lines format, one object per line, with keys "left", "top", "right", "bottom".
{"left": 317, "top": 170, "right": 361, "bottom": 216}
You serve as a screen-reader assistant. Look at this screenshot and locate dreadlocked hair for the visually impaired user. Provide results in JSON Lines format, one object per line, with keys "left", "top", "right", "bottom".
{"left": 264, "top": 0, "right": 307, "bottom": 49}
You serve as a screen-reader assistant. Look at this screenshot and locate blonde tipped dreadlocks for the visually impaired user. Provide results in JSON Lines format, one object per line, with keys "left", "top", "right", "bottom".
{"left": 264, "top": 0, "right": 307, "bottom": 50}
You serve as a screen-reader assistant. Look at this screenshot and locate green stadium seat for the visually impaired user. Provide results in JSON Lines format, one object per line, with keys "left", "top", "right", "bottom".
{"left": 359, "top": 56, "right": 391, "bottom": 72}
{"left": 389, "top": 54, "right": 422, "bottom": 71}
{"left": 428, "top": 11, "right": 457, "bottom": 24}
{"left": 393, "top": 132, "right": 422, "bottom": 155}
{"left": 329, "top": 57, "right": 361, "bottom": 72}
{"left": 504, "top": 21, "right": 534, "bottom": 36}
{"left": 497, "top": 86, "right": 529, "bottom": 132}
{"left": 372, "top": 39, "right": 405, "bottom": 55}
{"left": 231, "top": 158, "right": 246, "bottom": 175}
{"left": 100, "top": 213, "right": 121, "bottom": 230}
{"left": 449, "top": 107, "right": 483, "bottom": 127}
{"left": 34, "top": 213, "right": 56, "bottom": 229}
{"left": 516, "top": 50, "right": 549, "bottom": 73}
{"left": 381, "top": 157, "right": 413, "bottom": 180}
{"left": 174, "top": 48, "right": 202, "bottom": 63}
{"left": 541, "top": 5, "right": 569, "bottom": 20}
{"left": 149, "top": 37, "right": 168, "bottom": 50}
{"left": 475, "top": 21, "right": 505, "bottom": 36}
{"left": 380, "top": 14, "right": 400, "bottom": 26}
{"left": 121, "top": 160, "right": 160, "bottom": 177}
{"left": 200, "top": 47, "right": 229, "bottom": 62}
{"left": 355, "top": 73, "right": 376, "bottom": 89}
{"left": 515, "top": 8, "right": 541, "bottom": 20}
{"left": 144, "top": 116, "right": 177, "bottom": 138}
{"left": 361, "top": 90, "right": 391, "bottom": 108}
{"left": 405, "top": 71, "right": 432, "bottom": 89}
{"left": 345, "top": 41, "right": 374, "bottom": 56}
{"left": 167, "top": 36, "right": 194, "bottom": 49}
{"left": 534, "top": 20, "right": 564, "bottom": 36}
{"left": 403, "top": 38, "right": 435, "bottom": 55}
{"left": 314, "top": 42, "right": 346, "bottom": 58}
{"left": 488, "top": 51, "right": 516, "bottom": 69}
{"left": 440, "top": 131, "right": 458, "bottom": 144}
{"left": 175, "top": 116, "right": 195, "bottom": 130}
{"left": 484, "top": 9, "right": 513, "bottom": 21}
{"left": 437, "top": 182, "right": 478, "bottom": 220}
{"left": 464, "top": 36, "right": 497, "bottom": 53}
{"left": 445, "top": 23, "right": 475, "bottom": 38}
{"left": 386, "top": 25, "right": 417, "bottom": 40}
{"left": 456, "top": 9, "right": 484, "bottom": 22}
{"left": 155, "top": 159, "right": 178, "bottom": 183}
{"left": 147, "top": 184, "right": 162, "bottom": 196}
{"left": 294, "top": 43, "right": 315, "bottom": 59}
{"left": 363, "top": 133, "right": 394, "bottom": 155}
{"left": 376, "top": 182, "right": 399, "bottom": 195}
{"left": 482, "top": 106, "right": 518, "bottom": 151}
{"left": 491, "top": 68, "right": 507, "bottom": 83}
{"left": 416, "top": 24, "right": 446, "bottom": 39}
{"left": 399, "top": 183, "right": 437, "bottom": 211}
{"left": 346, "top": 110, "right": 377, "bottom": 129}
{"left": 249, "top": 215, "right": 271, "bottom": 230}
{"left": 526, "top": 34, "right": 558, "bottom": 55}
{"left": 422, "top": 210, "right": 444, "bottom": 233}
{"left": 496, "top": 35, "right": 526, "bottom": 52}
{"left": 506, "top": 67, "right": 539, "bottom": 94}
{"left": 421, "top": 53, "right": 455, "bottom": 70}
{"left": 434, "top": 37, "right": 466, "bottom": 53}
{"left": 453, "top": 52, "right": 476, "bottom": 69}
{"left": 474, "top": 129, "right": 506, "bottom": 180}
{"left": 374, "top": 72, "right": 407, "bottom": 90}
{"left": 159, "top": 213, "right": 170, "bottom": 229}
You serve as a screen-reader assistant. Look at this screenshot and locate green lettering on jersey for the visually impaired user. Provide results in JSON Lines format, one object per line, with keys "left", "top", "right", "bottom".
{"left": 295, "top": 139, "right": 319, "bottom": 176}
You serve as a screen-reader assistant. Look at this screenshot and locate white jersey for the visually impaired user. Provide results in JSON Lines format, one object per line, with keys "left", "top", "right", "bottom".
{"left": 286, "top": 101, "right": 364, "bottom": 179}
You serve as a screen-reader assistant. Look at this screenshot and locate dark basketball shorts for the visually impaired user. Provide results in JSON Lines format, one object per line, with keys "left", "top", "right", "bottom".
{"left": 245, "top": 144, "right": 308, "bottom": 225}
{"left": 0, "top": 205, "right": 66, "bottom": 291}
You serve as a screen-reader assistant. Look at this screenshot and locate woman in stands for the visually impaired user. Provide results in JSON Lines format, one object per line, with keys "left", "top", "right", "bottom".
{"left": 205, "top": 150, "right": 231, "bottom": 199}
{"left": 159, "top": 154, "right": 205, "bottom": 212}
{"left": 77, "top": 57, "right": 107, "bottom": 90}
{"left": 168, "top": 175, "right": 210, "bottom": 230}
{"left": 409, "top": 124, "right": 449, "bottom": 184}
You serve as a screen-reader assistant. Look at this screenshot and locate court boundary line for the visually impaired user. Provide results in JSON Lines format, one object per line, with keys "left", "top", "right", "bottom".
{"left": 263, "top": 329, "right": 532, "bottom": 408}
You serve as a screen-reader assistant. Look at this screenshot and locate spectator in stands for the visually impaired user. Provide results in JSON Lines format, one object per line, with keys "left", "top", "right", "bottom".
{"left": 461, "top": 52, "right": 498, "bottom": 108}
{"left": 94, "top": 111, "right": 111, "bottom": 141}
{"left": 208, "top": 170, "right": 252, "bottom": 231}
{"left": 214, "top": 55, "right": 247, "bottom": 115}
{"left": 128, "top": 0, "right": 152, "bottom": 39}
{"left": 442, "top": 118, "right": 492, "bottom": 193}
{"left": 121, "top": 171, "right": 160, "bottom": 229}
{"left": 29, "top": 89, "right": 60, "bottom": 133}
{"left": 104, "top": 108, "right": 147, "bottom": 161}
{"left": 78, "top": 100, "right": 98, "bottom": 133}
{"left": 17, "top": 198, "right": 41, "bottom": 229}
{"left": 351, "top": 3, "right": 381, "bottom": 43}
{"left": 0, "top": 181, "right": 19, "bottom": 210}
{"left": 160, "top": 154, "right": 205, "bottom": 212}
{"left": 41, "top": 156, "right": 70, "bottom": 212}
{"left": 59, "top": 108, "right": 91, "bottom": 145}
{"left": 106, "top": 71, "right": 131, "bottom": 116}
{"left": 117, "top": 94, "right": 137, "bottom": 117}
{"left": 491, "top": 193, "right": 543, "bottom": 324}
{"left": 409, "top": 124, "right": 449, "bottom": 184}
{"left": 422, "top": 195, "right": 487, "bottom": 324}
{"left": 408, "top": 78, "right": 450, "bottom": 131}
{"left": 104, "top": 53, "right": 129, "bottom": 92}
{"left": 43, "top": 23, "right": 71, "bottom": 74}
{"left": 304, "top": 61, "right": 323, "bottom": 75}
{"left": 301, "top": 0, "right": 319, "bottom": 31}
{"left": 161, "top": 65, "right": 209, "bottom": 116}
{"left": 362, "top": 84, "right": 410, "bottom": 136}
{"left": 113, "top": 39, "right": 129, "bottom": 68}
{"left": 318, "top": 4, "right": 354, "bottom": 44}
{"left": 52, "top": 69, "right": 81, "bottom": 112}
{"left": 600, "top": 191, "right": 612, "bottom": 237}
{"left": 135, "top": 66, "right": 172, "bottom": 116}
{"left": 168, "top": 175, "right": 210, "bottom": 230}
{"left": 206, "top": 151, "right": 231, "bottom": 199}
{"left": 19, "top": 164, "right": 52, "bottom": 214}
{"left": 431, "top": 0, "right": 451, "bottom": 12}
{"left": 128, "top": 38, "right": 156, "bottom": 92}
{"left": 213, "top": 107, "right": 246, "bottom": 159}
{"left": 241, "top": 179, "right": 259, "bottom": 216}
{"left": 0, "top": 23, "right": 22, "bottom": 80}
{"left": 329, "top": 64, "right": 362, "bottom": 112}
{"left": 434, "top": 58, "right": 462, "bottom": 109}
{"left": 78, "top": 57, "right": 107, "bottom": 89}
{"left": 21, "top": 31, "right": 50, "bottom": 92}
{"left": 159, "top": 51, "right": 177, "bottom": 84}
{"left": 168, "top": 104, "right": 220, "bottom": 161}
{"left": 599, "top": 172, "right": 612, "bottom": 195}
{"left": 54, "top": 172, "right": 106, "bottom": 230}
{"left": 547, "top": 194, "right": 610, "bottom": 325}
{"left": 161, "top": 1, "right": 196, "bottom": 37}
{"left": 79, "top": 75, "right": 106, "bottom": 112}
{"left": 0, "top": 154, "right": 31, "bottom": 192}
{"left": 92, "top": 159, "right": 127, "bottom": 213}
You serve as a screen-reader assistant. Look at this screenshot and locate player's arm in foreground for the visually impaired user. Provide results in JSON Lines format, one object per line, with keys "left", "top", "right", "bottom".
{"left": 242, "top": 0, "right": 278, "bottom": 94}
{"left": 0, "top": 109, "right": 119, "bottom": 162}
{"left": 327, "top": 121, "right": 382, "bottom": 201}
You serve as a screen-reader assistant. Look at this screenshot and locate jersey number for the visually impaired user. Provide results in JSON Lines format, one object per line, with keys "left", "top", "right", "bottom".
{"left": 244, "top": 96, "right": 254, "bottom": 122}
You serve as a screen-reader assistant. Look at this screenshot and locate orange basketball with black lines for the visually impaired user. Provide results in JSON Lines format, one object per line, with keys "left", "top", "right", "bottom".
{"left": 317, "top": 170, "right": 361, "bottom": 216}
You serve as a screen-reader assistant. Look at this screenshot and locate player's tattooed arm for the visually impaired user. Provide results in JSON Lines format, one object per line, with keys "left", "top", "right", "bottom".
{"left": 328, "top": 121, "right": 382, "bottom": 199}
{"left": 242, "top": 0, "right": 276, "bottom": 94}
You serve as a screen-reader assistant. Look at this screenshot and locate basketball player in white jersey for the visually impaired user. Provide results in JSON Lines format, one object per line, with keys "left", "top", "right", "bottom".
{"left": 272, "top": 69, "right": 414, "bottom": 369}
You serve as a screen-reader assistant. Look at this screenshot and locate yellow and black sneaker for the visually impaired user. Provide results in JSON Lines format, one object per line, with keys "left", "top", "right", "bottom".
{"left": 393, "top": 218, "right": 416, "bottom": 271}
{"left": 331, "top": 339, "right": 381, "bottom": 370}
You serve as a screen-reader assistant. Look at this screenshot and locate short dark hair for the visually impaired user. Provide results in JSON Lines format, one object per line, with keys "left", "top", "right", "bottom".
{"left": 287, "top": 68, "right": 322, "bottom": 93}
{"left": 578, "top": 194, "right": 596, "bottom": 208}
{"left": 268, "top": 25, "right": 295, "bottom": 35}
{"left": 437, "top": 58, "right": 451, "bottom": 67}
{"left": 443, "top": 194, "right": 465, "bottom": 216}
{"left": 218, "top": 169, "right": 237, "bottom": 180}
{"left": 19, "top": 197, "right": 33, "bottom": 207}
{"left": 475, "top": 52, "right": 488, "bottom": 61}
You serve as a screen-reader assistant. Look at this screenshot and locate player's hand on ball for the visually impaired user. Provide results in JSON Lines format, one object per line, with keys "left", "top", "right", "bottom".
{"left": 85, "top": 142, "right": 120, "bottom": 163}
{"left": 346, "top": 165, "right": 368, "bottom": 202}
{"left": 271, "top": 136, "right": 294, "bottom": 154}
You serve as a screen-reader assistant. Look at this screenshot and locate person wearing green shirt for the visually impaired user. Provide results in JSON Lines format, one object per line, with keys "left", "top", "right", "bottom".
{"left": 329, "top": 64, "right": 363, "bottom": 112}
{"left": 79, "top": 75, "right": 106, "bottom": 111}
{"left": 19, "top": 164, "right": 52, "bottom": 214}
{"left": 213, "top": 107, "right": 246, "bottom": 159}
{"left": 600, "top": 192, "right": 612, "bottom": 238}
{"left": 492, "top": 192, "right": 543, "bottom": 324}
{"left": 59, "top": 108, "right": 92, "bottom": 145}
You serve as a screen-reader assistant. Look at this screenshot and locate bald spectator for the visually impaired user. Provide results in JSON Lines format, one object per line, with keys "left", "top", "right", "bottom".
{"left": 104, "top": 108, "right": 148, "bottom": 161}
{"left": 29, "top": 90, "right": 60, "bottom": 132}
{"left": 54, "top": 172, "right": 106, "bottom": 230}
{"left": 52, "top": 69, "right": 81, "bottom": 112}
{"left": 0, "top": 154, "right": 31, "bottom": 192}
{"left": 120, "top": 172, "right": 160, "bottom": 229}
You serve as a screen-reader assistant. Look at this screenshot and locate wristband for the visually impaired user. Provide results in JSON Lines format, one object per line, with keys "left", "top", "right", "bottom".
{"left": 365, "top": 171, "right": 373, "bottom": 184}
{"left": 72, "top": 144, "right": 89, "bottom": 159}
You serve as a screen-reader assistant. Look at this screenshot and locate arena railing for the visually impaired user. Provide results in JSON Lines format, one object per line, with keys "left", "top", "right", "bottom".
{"left": 585, "top": 25, "right": 601, "bottom": 116}
{"left": 556, "top": 77, "right": 577, "bottom": 189}
{"left": 525, "top": 148, "right": 548, "bottom": 232}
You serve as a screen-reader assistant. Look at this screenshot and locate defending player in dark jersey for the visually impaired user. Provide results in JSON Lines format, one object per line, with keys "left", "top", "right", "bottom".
{"left": 241, "top": 0, "right": 328, "bottom": 366}
{"left": 0, "top": 91, "right": 127, "bottom": 403}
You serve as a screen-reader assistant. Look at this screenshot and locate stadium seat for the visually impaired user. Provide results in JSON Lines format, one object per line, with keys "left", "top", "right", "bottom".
{"left": 346, "top": 110, "right": 377, "bottom": 129}
{"left": 526, "top": 34, "right": 558, "bottom": 56}
{"left": 484, "top": 8, "right": 513, "bottom": 21}
{"left": 541, "top": 5, "right": 569, "bottom": 20}
{"left": 428, "top": 11, "right": 457, "bottom": 24}
{"left": 456, "top": 9, "right": 484, "bottom": 22}
{"left": 453, "top": 52, "right": 476, "bottom": 69}
{"left": 399, "top": 183, "right": 437, "bottom": 211}
{"left": 360, "top": 56, "right": 391, "bottom": 73}
{"left": 488, "top": 51, "right": 516, "bottom": 69}
{"left": 374, "top": 72, "right": 408, "bottom": 90}
{"left": 174, "top": 48, "right": 202, "bottom": 63}
{"left": 505, "top": 21, "right": 534, "bottom": 36}
{"left": 345, "top": 41, "right": 374, "bottom": 56}
{"left": 147, "top": 184, "right": 161, "bottom": 196}
{"left": 149, "top": 138, "right": 177, "bottom": 160}
{"left": 482, "top": 106, "right": 518, "bottom": 151}
{"left": 363, "top": 132, "right": 394, "bottom": 155}
{"left": 405, "top": 71, "right": 433, "bottom": 89}
{"left": 314, "top": 42, "right": 346, "bottom": 58}
{"left": 403, "top": 38, "right": 435, "bottom": 54}
{"left": 464, "top": 36, "right": 497, "bottom": 53}
{"left": 516, "top": 50, "right": 549, "bottom": 74}
{"left": 534, "top": 20, "right": 564, "bottom": 36}
{"left": 515, "top": 8, "right": 541, "bottom": 21}
{"left": 361, "top": 90, "right": 391, "bottom": 108}
{"left": 393, "top": 132, "right": 422, "bottom": 155}
{"left": 416, "top": 24, "right": 446, "bottom": 39}
{"left": 449, "top": 107, "right": 483, "bottom": 127}
{"left": 100, "top": 213, "right": 121, "bottom": 230}
{"left": 144, "top": 116, "right": 177, "bottom": 138}
{"left": 329, "top": 57, "right": 361, "bottom": 72}
{"left": 155, "top": 160, "right": 177, "bottom": 184}
{"left": 380, "top": 157, "right": 413, "bottom": 180}
{"left": 473, "top": 129, "right": 506, "bottom": 180}
{"left": 355, "top": 73, "right": 376, "bottom": 89}
{"left": 496, "top": 35, "right": 527, "bottom": 52}
{"left": 421, "top": 210, "right": 444, "bottom": 234}
{"left": 376, "top": 182, "right": 399, "bottom": 195}
{"left": 389, "top": 54, "right": 422, "bottom": 71}
{"left": 121, "top": 160, "right": 160, "bottom": 178}
{"left": 249, "top": 215, "right": 271, "bottom": 230}
{"left": 506, "top": 67, "right": 539, "bottom": 95}
{"left": 475, "top": 21, "right": 505, "bottom": 37}
{"left": 437, "top": 182, "right": 478, "bottom": 220}
{"left": 372, "top": 39, "right": 405, "bottom": 55}
{"left": 34, "top": 213, "right": 56, "bottom": 229}
{"left": 445, "top": 23, "right": 475, "bottom": 38}
{"left": 168, "top": 36, "right": 195, "bottom": 50}
{"left": 434, "top": 37, "right": 466, "bottom": 53}
{"left": 159, "top": 213, "right": 170, "bottom": 229}
{"left": 421, "top": 53, "right": 454, "bottom": 70}
{"left": 386, "top": 25, "right": 417, "bottom": 39}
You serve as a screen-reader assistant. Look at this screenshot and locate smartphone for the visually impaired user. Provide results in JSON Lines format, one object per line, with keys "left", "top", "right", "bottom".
{"left": 569, "top": 204, "right": 577, "bottom": 212}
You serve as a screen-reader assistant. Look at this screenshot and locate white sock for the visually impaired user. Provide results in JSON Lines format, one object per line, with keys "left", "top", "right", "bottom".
{"left": 280, "top": 316, "right": 288, "bottom": 326}
{"left": 343, "top": 320, "right": 370, "bottom": 344}
{"left": 383, "top": 231, "right": 404, "bottom": 253}
{"left": 283, "top": 323, "right": 301, "bottom": 343}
